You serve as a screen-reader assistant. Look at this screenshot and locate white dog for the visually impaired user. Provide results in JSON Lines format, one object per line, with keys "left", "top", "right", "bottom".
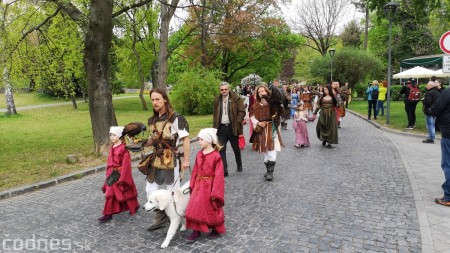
{"left": 143, "top": 182, "right": 191, "bottom": 248}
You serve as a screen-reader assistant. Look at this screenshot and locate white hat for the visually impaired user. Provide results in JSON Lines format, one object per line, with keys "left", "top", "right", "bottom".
{"left": 110, "top": 126, "right": 124, "bottom": 137}
{"left": 197, "top": 128, "right": 218, "bottom": 144}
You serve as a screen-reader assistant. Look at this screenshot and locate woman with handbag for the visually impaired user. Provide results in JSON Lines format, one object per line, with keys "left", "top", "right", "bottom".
{"left": 98, "top": 126, "right": 140, "bottom": 223}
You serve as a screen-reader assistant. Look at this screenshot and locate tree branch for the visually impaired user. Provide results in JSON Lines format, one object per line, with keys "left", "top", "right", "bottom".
{"left": 9, "top": 7, "right": 61, "bottom": 58}
{"left": 47, "top": 0, "right": 86, "bottom": 26}
{"left": 112, "top": 0, "right": 152, "bottom": 18}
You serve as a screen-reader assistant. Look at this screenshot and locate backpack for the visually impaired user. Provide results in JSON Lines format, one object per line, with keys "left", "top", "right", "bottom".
{"left": 371, "top": 88, "right": 379, "bottom": 100}
{"left": 407, "top": 84, "right": 421, "bottom": 102}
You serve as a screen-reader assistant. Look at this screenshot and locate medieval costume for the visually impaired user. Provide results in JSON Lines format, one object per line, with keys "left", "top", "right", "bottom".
{"left": 185, "top": 149, "right": 225, "bottom": 234}
{"left": 292, "top": 108, "right": 310, "bottom": 147}
{"left": 314, "top": 98, "right": 338, "bottom": 145}
{"left": 290, "top": 92, "right": 299, "bottom": 117}
{"left": 101, "top": 136, "right": 139, "bottom": 220}
{"left": 300, "top": 91, "right": 313, "bottom": 114}
{"left": 145, "top": 111, "right": 189, "bottom": 230}
{"left": 250, "top": 85, "right": 284, "bottom": 181}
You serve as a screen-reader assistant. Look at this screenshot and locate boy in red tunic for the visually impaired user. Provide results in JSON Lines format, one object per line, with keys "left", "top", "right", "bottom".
{"left": 98, "top": 126, "right": 140, "bottom": 223}
{"left": 185, "top": 128, "right": 225, "bottom": 241}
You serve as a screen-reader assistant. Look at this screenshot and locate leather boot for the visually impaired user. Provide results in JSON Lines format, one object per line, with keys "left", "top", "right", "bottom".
{"left": 264, "top": 161, "right": 269, "bottom": 178}
{"left": 186, "top": 230, "right": 201, "bottom": 242}
{"left": 147, "top": 209, "right": 169, "bottom": 231}
{"left": 266, "top": 161, "right": 275, "bottom": 181}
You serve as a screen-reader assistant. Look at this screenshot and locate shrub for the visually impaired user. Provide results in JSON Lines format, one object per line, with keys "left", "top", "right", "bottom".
{"left": 353, "top": 82, "right": 368, "bottom": 98}
{"left": 171, "top": 69, "right": 222, "bottom": 115}
{"left": 310, "top": 47, "right": 384, "bottom": 87}
{"left": 390, "top": 85, "right": 403, "bottom": 101}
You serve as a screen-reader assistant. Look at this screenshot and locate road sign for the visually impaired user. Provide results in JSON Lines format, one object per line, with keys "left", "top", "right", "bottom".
{"left": 440, "top": 31, "right": 450, "bottom": 54}
{"left": 443, "top": 55, "right": 450, "bottom": 73}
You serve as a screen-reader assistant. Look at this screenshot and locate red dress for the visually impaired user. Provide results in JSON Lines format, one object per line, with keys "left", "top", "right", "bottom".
{"left": 185, "top": 150, "right": 225, "bottom": 233}
{"left": 102, "top": 143, "right": 139, "bottom": 215}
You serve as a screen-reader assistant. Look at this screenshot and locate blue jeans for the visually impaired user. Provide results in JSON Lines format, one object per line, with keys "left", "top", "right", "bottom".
{"left": 441, "top": 138, "right": 450, "bottom": 201}
{"left": 425, "top": 115, "right": 436, "bottom": 140}
{"left": 376, "top": 100, "right": 385, "bottom": 116}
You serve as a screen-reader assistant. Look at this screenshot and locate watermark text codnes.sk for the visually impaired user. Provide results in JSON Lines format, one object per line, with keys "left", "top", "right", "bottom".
{"left": 1, "top": 234, "right": 91, "bottom": 251}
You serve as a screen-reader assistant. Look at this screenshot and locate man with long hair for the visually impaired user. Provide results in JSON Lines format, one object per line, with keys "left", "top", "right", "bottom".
{"left": 143, "top": 88, "right": 191, "bottom": 231}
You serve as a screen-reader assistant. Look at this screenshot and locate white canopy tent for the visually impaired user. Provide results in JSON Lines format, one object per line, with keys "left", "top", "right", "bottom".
{"left": 393, "top": 66, "right": 437, "bottom": 79}
{"left": 431, "top": 69, "right": 450, "bottom": 78}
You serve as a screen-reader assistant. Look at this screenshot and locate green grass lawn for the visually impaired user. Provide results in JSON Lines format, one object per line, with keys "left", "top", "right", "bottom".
{"left": 0, "top": 95, "right": 211, "bottom": 191}
{"left": 348, "top": 99, "right": 427, "bottom": 134}
{"left": 0, "top": 91, "right": 135, "bottom": 109}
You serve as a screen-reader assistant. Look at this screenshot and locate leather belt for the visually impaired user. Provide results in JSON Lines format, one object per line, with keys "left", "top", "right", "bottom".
{"left": 220, "top": 123, "right": 230, "bottom": 126}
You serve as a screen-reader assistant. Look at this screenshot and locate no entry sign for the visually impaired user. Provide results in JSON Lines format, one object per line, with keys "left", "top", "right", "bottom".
{"left": 440, "top": 31, "right": 450, "bottom": 54}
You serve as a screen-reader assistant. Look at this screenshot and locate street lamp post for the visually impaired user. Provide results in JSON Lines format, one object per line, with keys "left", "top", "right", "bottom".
{"left": 329, "top": 48, "right": 336, "bottom": 83}
{"left": 384, "top": 2, "right": 399, "bottom": 125}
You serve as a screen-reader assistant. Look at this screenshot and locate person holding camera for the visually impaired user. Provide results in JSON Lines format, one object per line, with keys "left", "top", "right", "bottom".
{"left": 366, "top": 80, "right": 379, "bottom": 120}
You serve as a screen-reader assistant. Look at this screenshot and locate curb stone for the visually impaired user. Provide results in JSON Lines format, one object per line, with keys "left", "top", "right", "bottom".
{"left": 347, "top": 109, "right": 441, "bottom": 141}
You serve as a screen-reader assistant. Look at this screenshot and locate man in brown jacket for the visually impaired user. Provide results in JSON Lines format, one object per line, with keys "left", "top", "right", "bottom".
{"left": 213, "top": 82, "right": 246, "bottom": 176}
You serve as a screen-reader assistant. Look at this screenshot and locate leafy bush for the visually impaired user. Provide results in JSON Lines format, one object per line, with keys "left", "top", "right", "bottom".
{"left": 310, "top": 47, "right": 384, "bottom": 87}
{"left": 390, "top": 85, "right": 403, "bottom": 101}
{"left": 171, "top": 69, "right": 222, "bottom": 115}
{"left": 353, "top": 82, "right": 368, "bottom": 98}
{"left": 353, "top": 83, "right": 406, "bottom": 101}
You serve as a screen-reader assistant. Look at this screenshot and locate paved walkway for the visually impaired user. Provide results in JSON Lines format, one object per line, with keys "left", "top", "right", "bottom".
{"left": 0, "top": 111, "right": 448, "bottom": 252}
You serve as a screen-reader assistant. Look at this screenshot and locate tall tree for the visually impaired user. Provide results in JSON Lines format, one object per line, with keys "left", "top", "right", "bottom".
{"left": 118, "top": 2, "right": 158, "bottom": 110}
{"left": 291, "top": 0, "right": 350, "bottom": 55}
{"left": 351, "top": 0, "right": 369, "bottom": 50}
{"left": 45, "top": 0, "right": 152, "bottom": 155}
{"left": 180, "top": 0, "right": 302, "bottom": 81}
{"left": 154, "top": 0, "right": 179, "bottom": 88}
{"left": 0, "top": 1, "right": 19, "bottom": 115}
{"left": 341, "top": 19, "right": 362, "bottom": 48}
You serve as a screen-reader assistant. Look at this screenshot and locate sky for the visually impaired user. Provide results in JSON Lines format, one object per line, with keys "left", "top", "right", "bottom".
{"left": 280, "top": 1, "right": 365, "bottom": 34}
{"left": 172, "top": 1, "right": 365, "bottom": 35}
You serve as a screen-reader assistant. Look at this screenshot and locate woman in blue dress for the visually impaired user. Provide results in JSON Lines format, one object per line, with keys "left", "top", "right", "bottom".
{"left": 290, "top": 88, "right": 299, "bottom": 117}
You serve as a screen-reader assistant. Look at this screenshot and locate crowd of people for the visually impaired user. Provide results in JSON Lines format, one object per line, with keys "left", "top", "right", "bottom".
{"left": 95, "top": 77, "right": 450, "bottom": 244}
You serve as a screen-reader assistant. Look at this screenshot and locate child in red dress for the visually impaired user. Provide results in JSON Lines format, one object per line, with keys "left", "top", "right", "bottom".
{"left": 185, "top": 128, "right": 225, "bottom": 242}
{"left": 98, "top": 126, "right": 140, "bottom": 223}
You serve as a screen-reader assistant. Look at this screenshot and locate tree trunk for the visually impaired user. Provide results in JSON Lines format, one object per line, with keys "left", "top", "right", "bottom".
{"left": 4, "top": 68, "right": 17, "bottom": 115}
{"left": 151, "top": 59, "right": 158, "bottom": 88}
{"left": 363, "top": 6, "right": 369, "bottom": 50}
{"left": 200, "top": 0, "right": 207, "bottom": 66}
{"left": 71, "top": 95, "right": 78, "bottom": 109}
{"left": 156, "top": 0, "right": 179, "bottom": 89}
{"left": 131, "top": 26, "right": 148, "bottom": 110}
{"left": 84, "top": 0, "right": 116, "bottom": 156}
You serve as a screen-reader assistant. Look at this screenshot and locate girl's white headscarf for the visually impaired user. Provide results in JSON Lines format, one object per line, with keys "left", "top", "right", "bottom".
{"left": 109, "top": 126, "right": 124, "bottom": 137}
{"left": 197, "top": 128, "right": 218, "bottom": 144}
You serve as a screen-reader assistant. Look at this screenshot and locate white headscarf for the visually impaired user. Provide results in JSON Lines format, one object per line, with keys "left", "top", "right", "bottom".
{"left": 197, "top": 128, "right": 218, "bottom": 144}
{"left": 109, "top": 126, "right": 124, "bottom": 137}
